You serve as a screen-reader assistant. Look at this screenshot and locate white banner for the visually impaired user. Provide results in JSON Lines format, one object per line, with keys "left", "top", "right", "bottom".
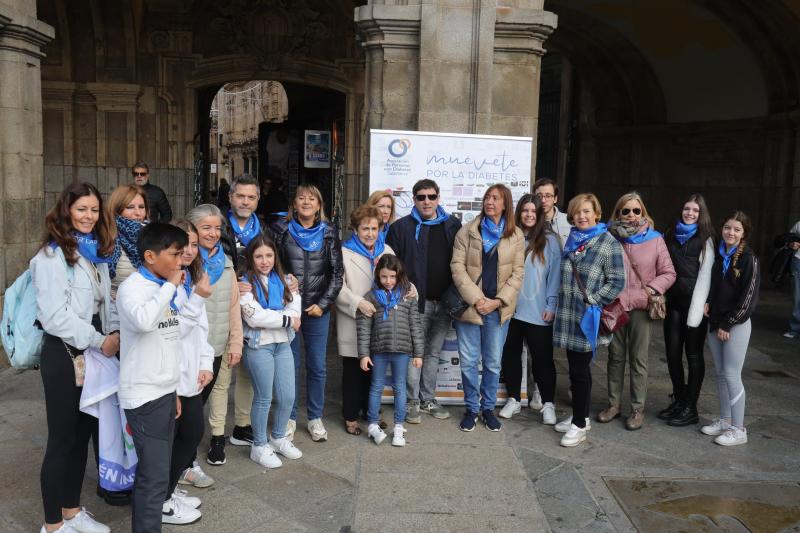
{"left": 369, "top": 129, "right": 534, "bottom": 406}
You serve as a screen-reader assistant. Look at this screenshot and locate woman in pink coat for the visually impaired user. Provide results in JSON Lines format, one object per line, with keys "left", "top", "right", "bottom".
{"left": 597, "top": 192, "right": 676, "bottom": 431}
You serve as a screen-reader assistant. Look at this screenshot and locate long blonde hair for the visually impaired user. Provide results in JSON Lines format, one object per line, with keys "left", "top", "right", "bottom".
{"left": 611, "top": 191, "right": 655, "bottom": 227}
{"left": 286, "top": 183, "right": 328, "bottom": 223}
{"left": 366, "top": 190, "right": 396, "bottom": 225}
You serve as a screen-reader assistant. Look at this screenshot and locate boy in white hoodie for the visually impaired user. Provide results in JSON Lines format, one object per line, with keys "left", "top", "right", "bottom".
{"left": 117, "top": 223, "right": 187, "bottom": 533}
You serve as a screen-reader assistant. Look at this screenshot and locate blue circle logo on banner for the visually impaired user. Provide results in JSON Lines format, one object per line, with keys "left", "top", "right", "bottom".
{"left": 388, "top": 138, "right": 411, "bottom": 157}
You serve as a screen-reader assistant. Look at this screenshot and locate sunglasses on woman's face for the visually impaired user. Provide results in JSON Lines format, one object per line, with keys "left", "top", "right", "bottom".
{"left": 620, "top": 208, "right": 642, "bottom": 216}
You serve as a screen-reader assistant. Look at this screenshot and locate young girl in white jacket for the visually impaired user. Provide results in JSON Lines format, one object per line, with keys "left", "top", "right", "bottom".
{"left": 239, "top": 235, "right": 303, "bottom": 469}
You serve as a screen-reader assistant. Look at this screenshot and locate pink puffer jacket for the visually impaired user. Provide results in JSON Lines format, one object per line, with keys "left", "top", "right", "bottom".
{"left": 618, "top": 235, "right": 676, "bottom": 312}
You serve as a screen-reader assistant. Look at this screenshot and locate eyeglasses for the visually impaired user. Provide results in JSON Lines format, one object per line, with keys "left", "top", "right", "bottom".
{"left": 133, "top": 172, "right": 148, "bottom": 177}
{"left": 415, "top": 194, "right": 438, "bottom": 201}
{"left": 536, "top": 193, "right": 555, "bottom": 200}
{"left": 620, "top": 208, "right": 642, "bottom": 216}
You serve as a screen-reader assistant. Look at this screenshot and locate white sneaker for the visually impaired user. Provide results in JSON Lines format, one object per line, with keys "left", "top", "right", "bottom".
{"left": 270, "top": 437, "right": 303, "bottom": 459}
{"left": 285, "top": 419, "right": 296, "bottom": 442}
{"left": 540, "top": 402, "right": 557, "bottom": 425}
{"left": 555, "top": 416, "right": 591, "bottom": 433}
{"left": 560, "top": 424, "right": 587, "bottom": 447}
{"left": 701, "top": 418, "right": 731, "bottom": 436}
{"left": 162, "top": 496, "right": 202, "bottom": 525}
{"left": 498, "top": 398, "right": 521, "bottom": 419}
{"left": 368, "top": 423, "right": 387, "bottom": 445}
{"left": 529, "top": 385, "right": 543, "bottom": 410}
{"left": 250, "top": 444, "right": 282, "bottom": 469}
{"left": 714, "top": 426, "right": 748, "bottom": 446}
{"left": 178, "top": 461, "right": 215, "bottom": 488}
{"left": 62, "top": 508, "right": 110, "bottom": 533}
{"left": 172, "top": 488, "right": 201, "bottom": 509}
{"left": 307, "top": 418, "right": 328, "bottom": 442}
{"left": 40, "top": 524, "right": 77, "bottom": 533}
{"left": 392, "top": 425, "right": 406, "bottom": 447}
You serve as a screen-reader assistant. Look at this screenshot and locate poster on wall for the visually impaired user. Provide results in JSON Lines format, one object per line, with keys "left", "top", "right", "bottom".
{"left": 303, "top": 130, "right": 331, "bottom": 168}
{"left": 369, "top": 129, "right": 534, "bottom": 406}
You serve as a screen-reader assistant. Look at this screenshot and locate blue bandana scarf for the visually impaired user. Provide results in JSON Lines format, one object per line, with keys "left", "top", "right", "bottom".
{"left": 288, "top": 219, "right": 326, "bottom": 252}
{"left": 199, "top": 244, "right": 226, "bottom": 285}
{"left": 228, "top": 210, "right": 261, "bottom": 247}
{"left": 246, "top": 271, "right": 285, "bottom": 310}
{"left": 410, "top": 206, "right": 449, "bottom": 241}
{"left": 563, "top": 223, "right": 608, "bottom": 257}
{"left": 115, "top": 216, "right": 144, "bottom": 269}
{"left": 377, "top": 223, "right": 390, "bottom": 247}
{"left": 137, "top": 266, "right": 178, "bottom": 311}
{"left": 73, "top": 231, "right": 120, "bottom": 278}
{"left": 719, "top": 241, "right": 737, "bottom": 277}
{"left": 373, "top": 287, "right": 403, "bottom": 321}
{"left": 183, "top": 268, "right": 193, "bottom": 297}
{"left": 342, "top": 234, "right": 385, "bottom": 269}
{"left": 480, "top": 216, "right": 505, "bottom": 253}
{"left": 581, "top": 303, "right": 602, "bottom": 358}
{"left": 674, "top": 221, "right": 697, "bottom": 246}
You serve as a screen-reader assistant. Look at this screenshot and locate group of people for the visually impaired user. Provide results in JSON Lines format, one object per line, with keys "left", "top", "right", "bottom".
{"left": 32, "top": 165, "right": 762, "bottom": 532}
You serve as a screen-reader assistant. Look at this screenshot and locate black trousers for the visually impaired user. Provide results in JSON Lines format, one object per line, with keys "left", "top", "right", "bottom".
{"left": 40, "top": 333, "right": 97, "bottom": 525}
{"left": 190, "top": 355, "right": 223, "bottom": 468}
{"left": 567, "top": 350, "right": 593, "bottom": 429}
{"left": 500, "top": 318, "right": 556, "bottom": 403}
{"left": 663, "top": 302, "right": 707, "bottom": 407}
{"left": 341, "top": 357, "right": 372, "bottom": 422}
{"left": 168, "top": 395, "right": 205, "bottom": 497}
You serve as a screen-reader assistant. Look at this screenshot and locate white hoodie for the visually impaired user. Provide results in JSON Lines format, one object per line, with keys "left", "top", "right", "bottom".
{"left": 117, "top": 271, "right": 181, "bottom": 409}
{"left": 175, "top": 285, "right": 214, "bottom": 397}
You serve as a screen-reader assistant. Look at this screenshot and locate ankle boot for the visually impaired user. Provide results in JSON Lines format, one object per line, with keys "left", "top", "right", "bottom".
{"left": 667, "top": 405, "right": 699, "bottom": 426}
{"left": 657, "top": 394, "right": 682, "bottom": 420}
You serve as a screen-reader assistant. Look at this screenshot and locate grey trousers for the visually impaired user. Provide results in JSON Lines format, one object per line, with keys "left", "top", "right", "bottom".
{"left": 707, "top": 320, "right": 751, "bottom": 428}
{"left": 125, "top": 392, "right": 176, "bottom": 533}
{"left": 407, "top": 299, "right": 451, "bottom": 403}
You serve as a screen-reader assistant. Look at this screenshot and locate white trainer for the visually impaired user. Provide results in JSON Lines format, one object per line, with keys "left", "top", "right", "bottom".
{"left": 250, "top": 444, "right": 282, "bottom": 469}
{"left": 392, "top": 425, "right": 407, "bottom": 447}
{"left": 40, "top": 524, "right": 77, "bottom": 533}
{"left": 62, "top": 508, "right": 110, "bottom": 533}
{"left": 307, "top": 418, "right": 328, "bottom": 442}
{"left": 172, "top": 488, "right": 201, "bottom": 509}
{"left": 162, "top": 496, "right": 201, "bottom": 525}
{"left": 529, "top": 384, "right": 543, "bottom": 410}
{"left": 701, "top": 418, "right": 731, "bottom": 436}
{"left": 285, "top": 419, "right": 296, "bottom": 442}
{"left": 368, "top": 423, "right": 387, "bottom": 445}
{"left": 714, "top": 426, "right": 748, "bottom": 446}
{"left": 560, "top": 424, "right": 587, "bottom": 447}
{"left": 178, "top": 461, "right": 215, "bottom": 488}
{"left": 555, "top": 416, "right": 591, "bottom": 433}
{"left": 540, "top": 402, "right": 557, "bottom": 425}
{"left": 498, "top": 398, "right": 521, "bottom": 419}
{"left": 270, "top": 437, "right": 303, "bottom": 459}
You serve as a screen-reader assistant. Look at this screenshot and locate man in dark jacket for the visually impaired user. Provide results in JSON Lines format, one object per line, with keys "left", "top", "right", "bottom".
{"left": 387, "top": 178, "right": 461, "bottom": 424}
{"left": 132, "top": 162, "right": 173, "bottom": 223}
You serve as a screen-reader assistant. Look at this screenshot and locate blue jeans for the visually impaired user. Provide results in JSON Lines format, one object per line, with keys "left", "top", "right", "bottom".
{"left": 243, "top": 341, "right": 295, "bottom": 446}
{"left": 454, "top": 311, "right": 510, "bottom": 413}
{"left": 367, "top": 353, "right": 410, "bottom": 425}
{"left": 790, "top": 257, "right": 800, "bottom": 334}
{"left": 406, "top": 299, "right": 451, "bottom": 402}
{"left": 290, "top": 311, "right": 330, "bottom": 420}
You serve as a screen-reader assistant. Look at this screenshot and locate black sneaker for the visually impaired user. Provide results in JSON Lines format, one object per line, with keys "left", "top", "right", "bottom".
{"left": 206, "top": 435, "right": 226, "bottom": 465}
{"left": 482, "top": 409, "right": 502, "bottom": 432}
{"left": 459, "top": 411, "right": 478, "bottom": 432}
{"left": 229, "top": 425, "right": 254, "bottom": 446}
{"left": 96, "top": 484, "right": 131, "bottom": 506}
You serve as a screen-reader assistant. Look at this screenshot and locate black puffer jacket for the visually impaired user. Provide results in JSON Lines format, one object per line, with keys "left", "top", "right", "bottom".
{"left": 356, "top": 291, "right": 424, "bottom": 359}
{"left": 269, "top": 219, "right": 343, "bottom": 312}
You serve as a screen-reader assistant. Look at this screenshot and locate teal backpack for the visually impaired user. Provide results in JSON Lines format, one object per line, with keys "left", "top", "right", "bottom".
{"left": 2, "top": 254, "right": 72, "bottom": 370}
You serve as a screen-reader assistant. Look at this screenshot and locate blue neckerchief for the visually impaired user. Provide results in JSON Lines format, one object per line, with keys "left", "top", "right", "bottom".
{"left": 245, "top": 272, "right": 285, "bottom": 310}
{"left": 373, "top": 286, "right": 403, "bottom": 320}
{"left": 115, "top": 216, "right": 144, "bottom": 269}
{"left": 183, "top": 268, "right": 193, "bottom": 297}
{"left": 410, "top": 206, "right": 449, "bottom": 241}
{"left": 674, "top": 221, "right": 697, "bottom": 246}
{"left": 199, "top": 244, "right": 225, "bottom": 285}
{"left": 376, "top": 223, "right": 389, "bottom": 247}
{"left": 228, "top": 210, "right": 261, "bottom": 247}
{"left": 137, "top": 266, "right": 178, "bottom": 311}
{"left": 480, "top": 216, "right": 505, "bottom": 253}
{"left": 580, "top": 303, "right": 602, "bottom": 358}
{"left": 342, "top": 234, "right": 385, "bottom": 270}
{"left": 719, "top": 241, "right": 737, "bottom": 277}
{"left": 287, "top": 219, "right": 326, "bottom": 252}
{"left": 73, "top": 231, "right": 120, "bottom": 278}
{"left": 616, "top": 225, "right": 662, "bottom": 245}
{"left": 563, "top": 223, "right": 608, "bottom": 257}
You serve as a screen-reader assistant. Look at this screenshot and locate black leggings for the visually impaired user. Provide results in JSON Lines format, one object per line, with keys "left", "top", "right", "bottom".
{"left": 341, "top": 357, "right": 371, "bottom": 422}
{"left": 40, "top": 333, "right": 98, "bottom": 525}
{"left": 500, "top": 319, "right": 556, "bottom": 403}
{"left": 168, "top": 395, "right": 205, "bottom": 498}
{"left": 567, "top": 350, "right": 593, "bottom": 429}
{"left": 189, "top": 355, "right": 223, "bottom": 469}
{"left": 663, "top": 302, "right": 706, "bottom": 407}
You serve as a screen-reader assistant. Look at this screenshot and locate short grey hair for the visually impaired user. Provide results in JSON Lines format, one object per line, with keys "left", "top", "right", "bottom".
{"left": 132, "top": 161, "right": 150, "bottom": 173}
{"left": 231, "top": 174, "right": 259, "bottom": 195}
{"left": 186, "top": 203, "right": 225, "bottom": 229}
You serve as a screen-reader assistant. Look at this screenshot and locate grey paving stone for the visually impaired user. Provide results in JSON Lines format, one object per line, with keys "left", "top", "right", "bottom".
{"left": 533, "top": 464, "right": 599, "bottom": 533}
{"left": 353, "top": 512, "right": 549, "bottom": 533}
{"left": 235, "top": 462, "right": 353, "bottom": 511}
{"left": 516, "top": 447, "right": 564, "bottom": 481}
{"left": 287, "top": 489, "right": 355, "bottom": 532}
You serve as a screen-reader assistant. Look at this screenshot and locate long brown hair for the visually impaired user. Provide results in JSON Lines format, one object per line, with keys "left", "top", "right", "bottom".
{"left": 242, "top": 234, "right": 292, "bottom": 304}
{"left": 172, "top": 219, "right": 204, "bottom": 285}
{"left": 663, "top": 193, "right": 715, "bottom": 257}
{"left": 481, "top": 184, "right": 516, "bottom": 238}
{"left": 515, "top": 194, "right": 554, "bottom": 263}
{"left": 721, "top": 210, "right": 752, "bottom": 279}
{"left": 41, "top": 182, "right": 116, "bottom": 265}
{"left": 366, "top": 190, "right": 396, "bottom": 225}
{"left": 373, "top": 254, "right": 411, "bottom": 296}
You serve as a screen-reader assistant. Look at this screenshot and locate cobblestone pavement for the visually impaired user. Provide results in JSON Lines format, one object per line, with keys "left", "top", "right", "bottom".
{"left": 1, "top": 289, "right": 798, "bottom": 532}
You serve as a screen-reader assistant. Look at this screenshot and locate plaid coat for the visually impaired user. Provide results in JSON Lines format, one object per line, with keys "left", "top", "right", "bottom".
{"left": 553, "top": 231, "right": 626, "bottom": 352}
